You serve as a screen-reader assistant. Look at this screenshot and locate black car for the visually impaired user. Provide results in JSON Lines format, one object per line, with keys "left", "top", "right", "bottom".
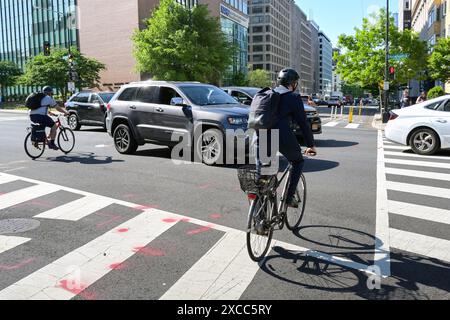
{"left": 65, "top": 91, "right": 115, "bottom": 130}
{"left": 221, "top": 87, "right": 261, "bottom": 106}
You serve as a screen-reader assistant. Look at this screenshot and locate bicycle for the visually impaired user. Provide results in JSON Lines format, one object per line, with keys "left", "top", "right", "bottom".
{"left": 24, "top": 115, "right": 76, "bottom": 160}
{"left": 238, "top": 164, "right": 307, "bottom": 262}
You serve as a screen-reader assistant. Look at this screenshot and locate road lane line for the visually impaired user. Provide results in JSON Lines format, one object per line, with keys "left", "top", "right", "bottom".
{"left": 0, "top": 174, "right": 19, "bottom": 185}
{"left": 0, "top": 236, "right": 31, "bottom": 255}
{"left": 383, "top": 145, "right": 411, "bottom": 151}
{"left": 345, "top": 123, "right": 360, "bottom": 129}
{"left": 390, "top": 228, "right": 450, "bottom": 263}
{"left": 375, "top": 130, "right": 391, "bottom": 277}
{"left": 388, "top": 200, "right": 450, "bottom": 225}
{"left": 34, "top": 195, "right": 116, "bottom": 221}
{"left": 0, "top": 185, "right": 60, "bottom": 210}
{"left": 324, "top": 121, "right": 340, "bottom": 127}
{"left": 160, "top": 230, "right": 260, "bottom": 300}
{"left": 384, "top": 151, "right": 450, "bottom": 161}
{"left": 0, "top": 209, "right": 174, "bottom": 300}
{"left": 387, "top": 181, "right": 450, "bottom": 199}
{"left": 385, "top": 167, "right": 450, "bottom": 181}
{"left": 384, "top": 158, "right": 450, "bottom": 169}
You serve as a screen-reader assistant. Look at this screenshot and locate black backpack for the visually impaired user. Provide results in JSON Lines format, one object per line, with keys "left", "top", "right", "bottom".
{"left": 248, "top": 88, "right": 281, "bottom": 130}
{"left": 25, "top": 92, "right": 46, "bottom": 110}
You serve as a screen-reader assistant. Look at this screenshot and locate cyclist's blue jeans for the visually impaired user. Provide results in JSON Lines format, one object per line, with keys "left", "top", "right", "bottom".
{"left": 254, "top": 129, "right": 304, "bottom": 201}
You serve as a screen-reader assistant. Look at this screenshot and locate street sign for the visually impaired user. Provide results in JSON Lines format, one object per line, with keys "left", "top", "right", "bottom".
{"left": 390, "top": 53, "right": 408, "bottom": 60}
{"left": 384, "top": 81, "right": 390, "bottom": 91}
{"left": 68, "top": 82, "right": 75, "bottom": 92}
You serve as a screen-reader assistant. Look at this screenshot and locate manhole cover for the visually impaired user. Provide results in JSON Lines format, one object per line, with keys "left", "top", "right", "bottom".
{"left": 0, "top": 219, "right": 41, "bottom": 234}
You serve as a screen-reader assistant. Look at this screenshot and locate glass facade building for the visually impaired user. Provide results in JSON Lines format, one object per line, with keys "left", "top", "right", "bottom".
{"left": 0, "top": 0, "right": 77, "bottom": 97}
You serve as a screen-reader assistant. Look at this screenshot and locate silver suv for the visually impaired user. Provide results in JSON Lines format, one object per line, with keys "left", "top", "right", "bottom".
{"left": 106, "top": 81, "right": 249, "bottom": 165}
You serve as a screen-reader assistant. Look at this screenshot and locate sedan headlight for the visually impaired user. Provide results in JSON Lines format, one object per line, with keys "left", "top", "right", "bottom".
{"left": 228, "top": 117, "right": 248, "bottom": 125}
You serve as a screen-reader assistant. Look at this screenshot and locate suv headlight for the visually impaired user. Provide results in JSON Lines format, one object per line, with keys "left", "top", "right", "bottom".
{"left": 228, "top": 117, "right": 248, "bottom": 125}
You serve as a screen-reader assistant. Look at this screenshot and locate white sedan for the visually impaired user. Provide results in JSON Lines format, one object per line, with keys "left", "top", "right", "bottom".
{"left": 385, "top": 95, "right": 450, "bottom": 155}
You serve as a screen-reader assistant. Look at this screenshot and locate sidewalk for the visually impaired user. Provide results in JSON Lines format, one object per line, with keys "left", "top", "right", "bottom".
{"left": 0, "top": 109, "right": 28, "bottom": 114}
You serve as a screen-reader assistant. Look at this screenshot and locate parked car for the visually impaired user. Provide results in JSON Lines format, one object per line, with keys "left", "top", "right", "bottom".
{"left": 106, "top": 81, "right": 249, "bottom": 165}
{"left": 222, "top": 86, "right": 322, "bottom": 136}
{"left": 221, "top": 87, "right": 261, "bottom": 106}
{"left": 385, "top": 95, "right": 450, "bottom": 155}
{"left": 65, "top": 91, "right": 115, "bottom": 131}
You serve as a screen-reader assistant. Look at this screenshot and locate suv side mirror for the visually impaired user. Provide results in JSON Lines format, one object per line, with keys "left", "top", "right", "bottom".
{"left": 170, "top": 97, "right": 185, "bottom": 106}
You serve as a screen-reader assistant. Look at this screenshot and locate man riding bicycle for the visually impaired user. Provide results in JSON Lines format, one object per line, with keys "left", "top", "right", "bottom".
{"left": 254, "top": 69, "right": 317, "bottom": 208}
{"left": 29, "top": 86, "right": 69, "bottom": 150}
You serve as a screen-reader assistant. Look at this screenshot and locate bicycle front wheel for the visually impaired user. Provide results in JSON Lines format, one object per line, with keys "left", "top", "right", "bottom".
{"left": 57, "top": 128, "right": 75, "bottom": 154}
{"left": 24, "top": 133, "right": 45, "bottom": 160}
{"left": 285, "top": 174, "right": 307, "bottom": 231}
{"left": 246, "top": 195, "right": 275, "bottom": 262}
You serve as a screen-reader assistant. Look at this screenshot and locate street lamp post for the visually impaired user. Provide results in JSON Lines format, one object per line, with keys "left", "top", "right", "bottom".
{"left": 384, "top": 0, "right": 390, "bottom": 116}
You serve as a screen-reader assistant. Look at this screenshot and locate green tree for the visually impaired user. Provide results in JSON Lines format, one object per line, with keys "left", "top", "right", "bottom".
{"left": 335, "top": 8, "right": 428, "bottom": 103}
{"left": 230, "top": 70, "right": 249, "bottom": 86}
{"left": 133, "top": 0, "right": 234, "bottom": 85}
{"left": 19, "top": 47, "right": 105, "bottom": 100}
{"left": 248, "top": 69, "right": 271, "bottom": 88}
{"left": 428, "top": 37, "right": 450, "bottom": 83}
{"left": 0, "top": 60, "right": 22, "bottom": 100}
{"left": 427, "top": 86, "right": 445, "bottom": 99}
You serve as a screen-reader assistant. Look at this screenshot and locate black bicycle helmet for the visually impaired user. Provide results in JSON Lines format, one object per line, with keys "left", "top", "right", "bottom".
{"left": 42, "top": 86, "right": 54, "bottom": 93}
{"left": 277, "top": 69, "right": 300, "bottom": 87}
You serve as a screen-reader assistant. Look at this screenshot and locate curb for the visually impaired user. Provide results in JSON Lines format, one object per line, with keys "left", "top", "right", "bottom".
{"left": 372, "top": 114, "right": 386, "bottom": 131}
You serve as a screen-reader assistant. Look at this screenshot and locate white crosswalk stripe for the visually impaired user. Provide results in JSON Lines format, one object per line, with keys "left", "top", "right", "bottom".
{"left": 324, "top": 121, "right": 339, "bottom": 127}
{"left": 381, "top": 135, "right": 450, "bottom": 263}
{"left": 345, "top": 123, "right": 360, "bottom": 129}
{"left": 0, "top": 172, "right": 378, "bottom": 300}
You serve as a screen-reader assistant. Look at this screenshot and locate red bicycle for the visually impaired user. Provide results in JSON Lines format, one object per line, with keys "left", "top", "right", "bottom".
{"left": 24, "top": 115, "right": 76, "bottom": 160}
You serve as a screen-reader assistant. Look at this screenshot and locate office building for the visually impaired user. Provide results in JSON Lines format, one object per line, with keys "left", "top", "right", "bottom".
{"left": 318, "top": 31, "right": 333, "bottom": 97}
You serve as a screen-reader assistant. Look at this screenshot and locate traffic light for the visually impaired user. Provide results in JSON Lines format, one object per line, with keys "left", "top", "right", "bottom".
{"left": 43, "top": 41, "right": 50, "bottom": 56}
{"left": 389, "top": 66, "right": 395, "bottom": 80}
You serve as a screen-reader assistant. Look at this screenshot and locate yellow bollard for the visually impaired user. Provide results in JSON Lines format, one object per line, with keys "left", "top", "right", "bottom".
{"left": 349, "top": 107, "right": 354, "bottom": 123}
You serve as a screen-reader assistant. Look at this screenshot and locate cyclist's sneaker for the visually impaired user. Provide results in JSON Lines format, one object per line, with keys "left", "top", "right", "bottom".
{"left": 287, "top": 197, "right": 300, "bottom": 208}
{"left": 48, "top": 140, "right": 59, "bottom": 150}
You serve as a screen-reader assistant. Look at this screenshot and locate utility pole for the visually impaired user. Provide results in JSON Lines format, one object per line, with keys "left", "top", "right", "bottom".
{"left": 384, "top": 0, "right": 390, "bottom": 117}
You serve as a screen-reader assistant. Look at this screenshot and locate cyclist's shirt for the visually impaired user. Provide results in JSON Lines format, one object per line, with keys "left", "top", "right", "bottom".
{"left": 29, "top": 95, "right": 57, "bottom": 116}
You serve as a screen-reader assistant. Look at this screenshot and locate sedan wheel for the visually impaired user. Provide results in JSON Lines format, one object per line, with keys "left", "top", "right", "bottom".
{"left": 196, "top": 129, "right": 224, "bottom": 166}
{"left": 410, "top": 129, "right": 439, "bottom": 155}
{"left": 68, "top": 114, "right": 81, "bottom": 131}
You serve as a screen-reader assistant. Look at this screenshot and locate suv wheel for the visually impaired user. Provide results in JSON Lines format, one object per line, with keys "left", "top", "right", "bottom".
{"left": 196, "top": 129, "right": 224, "bottom": 166}
{"left": 409, "top": 128, "right": 440, "bottom": 155}
{"left": 114, "top": 124, "right": 138, "bottom": 154}
{"left": 68, "top": 114, "right": 81, "bottom": 131}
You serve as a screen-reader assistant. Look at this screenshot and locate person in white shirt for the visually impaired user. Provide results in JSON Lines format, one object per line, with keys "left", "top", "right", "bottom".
{"left": 29, "top": 86, "right": 69, "bottom": 150}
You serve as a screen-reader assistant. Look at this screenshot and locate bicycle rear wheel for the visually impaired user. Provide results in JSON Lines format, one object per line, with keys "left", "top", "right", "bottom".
{"left": 246, "top": 195, "right": 275, "bottom": 262}
{"left": 57, "top": 128, "right": 75, "bottom": 154}
{"left": 285, "top": 174, "right": 307, "bottom": 231}
{"left": 24, "top": 133, "right": 45, "bottom": 160}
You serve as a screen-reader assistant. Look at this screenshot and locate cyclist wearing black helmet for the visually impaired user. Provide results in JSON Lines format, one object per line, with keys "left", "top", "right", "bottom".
{"left": 255, "top": 68, "right": 317, "bottom": 208}
{"left": 29, "top": 86, "right": 69, "bottom": 150}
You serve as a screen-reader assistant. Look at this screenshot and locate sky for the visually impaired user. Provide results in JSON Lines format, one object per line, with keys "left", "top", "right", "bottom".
{"left": 295, "top": 0, "right": 398, "bottom": 46}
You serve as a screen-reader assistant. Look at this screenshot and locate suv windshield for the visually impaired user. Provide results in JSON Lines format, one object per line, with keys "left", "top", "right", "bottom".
{"left": 99, "top": 93, "right": 115, "bottom": 103}
{"left": 180, "top": 85, "right": 240, "bottom": 106}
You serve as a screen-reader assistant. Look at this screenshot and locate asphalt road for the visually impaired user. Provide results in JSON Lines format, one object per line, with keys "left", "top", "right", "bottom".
{"left": 0, "top": 111, "right": 448, "bottom": 300}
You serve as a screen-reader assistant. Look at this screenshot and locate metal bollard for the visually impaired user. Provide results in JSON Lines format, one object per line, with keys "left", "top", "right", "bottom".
{"left": 349, "top": 107, "right": 354, "bottom": 123}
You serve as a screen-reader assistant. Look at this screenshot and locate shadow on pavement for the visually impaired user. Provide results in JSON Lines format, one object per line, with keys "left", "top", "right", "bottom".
{"left": 315, "top": 139, "right": 359, "bottom": 148}
{"left": 46, "top": 152, "right": 124, "bottom": 165}
{"left": 402, "top": 149, "right": 450, "bottom": 157}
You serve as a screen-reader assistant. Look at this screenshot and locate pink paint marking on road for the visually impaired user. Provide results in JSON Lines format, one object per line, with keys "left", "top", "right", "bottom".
{"left": 0, "top": 258, "right": 35, "bottom": 270}
{"left": 109, "top": 262, "right": 127, "bottom": 270}
{"left": 133, "top": 204, "right": 160, "bottom": 211}
{"left": 187, "top": 225, "right": 213, "bottom": 236}
{"left": 58, "top": 279, "right": 87, "bottom": 295}
{"left": 210, "top": 214, "right": 222, "bottom": 220}
{"left": 0, "top": 192, "right": 5, "bottom": 196}
{"left": 123, "top": 194, "right": 136, "bottom": 199}
{"left": 198, "top": 184, "right": 212, "bottom": 190}
{"left": 133, "top": 246, "right": 166, "bottom": 257}
{"left": 29, "top": 199, "right": 54, "bottom": 208}
{"left": 117, "top": 228, "right": 129, "bottom": 233}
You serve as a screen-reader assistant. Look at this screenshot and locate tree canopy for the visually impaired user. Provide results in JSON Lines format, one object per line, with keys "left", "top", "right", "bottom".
{"left": 335, "top": 9, "right": 428, "bottom": 91}
{"left": 133, "top": 0, "right": 235, "bottom": 85}
{"left": 19, "top": 47, "right": 105, "bottom": 99}
{"left": 0, "top": 60, "right": 22, "bottom": 97}
{"left": 248, "top": 69, "right": 271, "bottom": 88}
{"left": 428, "top": 37, "right": 450, "bottom": 83}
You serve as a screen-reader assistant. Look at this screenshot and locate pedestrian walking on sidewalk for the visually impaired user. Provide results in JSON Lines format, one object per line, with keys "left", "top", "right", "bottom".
{"left": 401, "top": 89, "right": 410, "bottom": 109}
